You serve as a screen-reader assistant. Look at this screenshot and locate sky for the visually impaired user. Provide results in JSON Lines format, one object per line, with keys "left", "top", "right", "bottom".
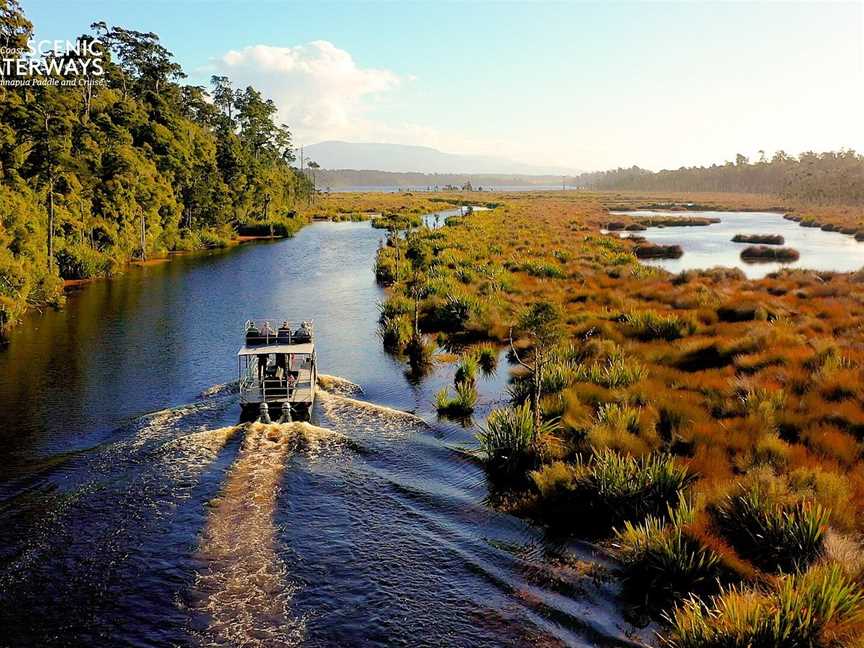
{"left": 22, "top": 0, "right": 864, "bottom": 172}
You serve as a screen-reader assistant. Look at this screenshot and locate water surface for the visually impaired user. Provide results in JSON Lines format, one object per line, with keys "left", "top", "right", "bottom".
{"left": 612, "top": 210, "right": 864, "bottom": 278}
{"left": 0, "top": 217, "right": 649, "bottom": 646}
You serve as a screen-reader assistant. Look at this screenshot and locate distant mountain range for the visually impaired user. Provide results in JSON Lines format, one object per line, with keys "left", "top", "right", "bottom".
{"left": 300, "top": 141, "right": 578, "bottom": 176}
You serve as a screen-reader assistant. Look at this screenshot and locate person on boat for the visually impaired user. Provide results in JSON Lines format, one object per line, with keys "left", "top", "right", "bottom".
{"left": 261, "top": 321, "right": 276, "bottom": 341}
{"left": 275, "top": 354, "right": 288, "bottom": 388}
{"left": 257, "top": 353, "right": 269, "bottom": 382}
{"left": 277, "top": 322, "right": 292, "bottom": 342}
{"left": 287, "top": 371, "right": 297, "bottom": 397}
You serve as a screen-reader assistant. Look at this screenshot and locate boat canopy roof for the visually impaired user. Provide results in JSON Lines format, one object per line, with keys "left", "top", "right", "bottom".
{"left": 237, "top": 342, "right": 314, "bottom": 356}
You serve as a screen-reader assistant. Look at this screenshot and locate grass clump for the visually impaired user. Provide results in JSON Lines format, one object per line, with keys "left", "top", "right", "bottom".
{"left": 530, "top": 450, "right": 694, "bottom": 531}
{"left": 435, "top": 380, "right": 478, "bottom": 417}
{"left": 475, "top": 344, "right": 498, "bottom": 375}
{"left": 732, "top": 233, "right": 785, "bottom": 245}
{"left": 624, "top": 310, "right": 697, "bottom": 341}
{"left": 478, "top": 402, "right": 552, "bottom": 474}
{"left": 615, "top": 500, "right": 722, "bottom": 603}
{"left": 664, "top": 563, "right": 864, "bottom": 648}
{"left": 740, "top": 246, "right": 800, "bottom": 262}
{"left": 573, "top": 354, "right": 648, "bottom": 388}
{"left": 454, "top": 354, "right": 479, "bottom": 385}
{"left": 379, "top": 314, "right": 412, "bottom": 351}
{"left": 711, "top": 480, "right": 829, "bottom": 573}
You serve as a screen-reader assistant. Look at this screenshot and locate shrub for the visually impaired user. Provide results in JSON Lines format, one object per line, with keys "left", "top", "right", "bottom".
{"left": 712, "top": 482, "right": 829, "bottom": 573}
{"left": 740, "top": 246, "right": 800, "bottom": 262}
{"left": 624, "top": 310, "right": 697, "bottom": 341}
{"left": 615, "top": 500, "right": 722, "bottom": 603}
{"left": 478, "top": 402, "right": 550, "bottom": 474}
{"left": 379, "top": 314, "right": 412, "bottom": 351}
{"left": 664, "top": 564, "right": 864, "bottom": 648}
{"left": 731, "top": 233, "right": 785, "bottom": 245}
{"left": 236, "top": 218, "right": 300, "bottom": 237}
{"left": 54, "top": 243, "right": 113, "bottom": 279}
{"left": 199, "top": 228, "right": 231, "bottom": 248}
{"left": 634, "top": 244, "right": 684, "bottom": 259}
{"left": 454, "top": 354, "right": 478, "bottom": 385}
{"left": 371, "top": 213, "right": 422, "bottom": 229}
{"left": 529, "top": 450, "right": 694, "bottom": 531}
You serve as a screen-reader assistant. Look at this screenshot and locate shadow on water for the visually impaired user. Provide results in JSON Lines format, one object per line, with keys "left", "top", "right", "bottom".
{"left": 0, "top": 218, "right": 654, "bottom": 647}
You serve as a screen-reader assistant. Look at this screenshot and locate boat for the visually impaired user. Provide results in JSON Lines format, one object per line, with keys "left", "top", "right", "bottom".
{"left": 237, "top": 319, "right": 317, "bottom": 420}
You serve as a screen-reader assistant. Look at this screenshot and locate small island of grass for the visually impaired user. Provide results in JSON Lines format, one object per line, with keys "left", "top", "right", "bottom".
{"left": 740, "top": 245, "right": 800, "bottom": 262}
{"left": 731, "top": 233, "right": 785, "bottom": 245}
{"left": 634, "top": 243, "right": 684, "bottom": 259}
{"left": 642, "top": 216, "right": 721, "bottom": 227}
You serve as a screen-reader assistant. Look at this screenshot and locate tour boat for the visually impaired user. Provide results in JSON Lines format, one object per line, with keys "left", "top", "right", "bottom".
{"left": 238, "top": 319, "right": 317, "bottom": 420}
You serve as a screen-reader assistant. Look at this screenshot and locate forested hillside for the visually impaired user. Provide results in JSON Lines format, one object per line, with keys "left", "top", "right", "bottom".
{"left": 0, "top": 0, "right": 313, "bottom": 334}
{"left": 576, "top": 150, "right": 864, "bottom": 204}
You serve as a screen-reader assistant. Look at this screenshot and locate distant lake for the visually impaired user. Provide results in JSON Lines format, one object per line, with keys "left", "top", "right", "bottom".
{"left": 610, "top": 210, "right": 864, "bottom": 279}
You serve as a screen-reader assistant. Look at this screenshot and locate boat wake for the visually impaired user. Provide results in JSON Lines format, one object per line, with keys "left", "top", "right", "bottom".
{"left": 318, "top": 390, "right": 424, "bottom": 423}
{"left": 316, "top": 373, "right": 363, "bottom": 396}
{"left": 198, "top": 381, "right": 240, "bottom": 399}
{"left": 192, "top": 421, "right": 350, "bottom": 647}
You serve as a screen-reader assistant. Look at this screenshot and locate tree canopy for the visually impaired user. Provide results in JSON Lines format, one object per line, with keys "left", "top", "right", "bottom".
{"left": 0, "top": 1, "right": 313, "bottom": 333}
{"left": 575, "top": 150, "right": 864, "bottom": 205}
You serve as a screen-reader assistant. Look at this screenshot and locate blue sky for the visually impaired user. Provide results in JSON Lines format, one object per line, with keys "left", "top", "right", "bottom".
{"left": 23, "top": 0, "right": 864, "bottom": 171}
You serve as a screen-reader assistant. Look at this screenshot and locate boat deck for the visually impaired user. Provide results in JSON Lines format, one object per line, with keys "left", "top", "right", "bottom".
{"left": 240, "top": 367, "right": 315, "bottom": 404}
{"left": 238, "top": 320, "right": 317, "bottom": 415}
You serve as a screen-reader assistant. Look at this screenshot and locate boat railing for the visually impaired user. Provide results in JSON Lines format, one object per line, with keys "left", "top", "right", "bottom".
{"left": 240, "top": 360, "right": 313, "bottom": 404}
{"left": 243, "top": 319, "right": 314, "bottom": 346}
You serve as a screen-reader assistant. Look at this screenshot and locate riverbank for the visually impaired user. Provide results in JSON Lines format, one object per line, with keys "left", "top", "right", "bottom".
{"left": 376, "top": 191, "right": 864, "bottom": 645}
{"left": 1, "top": 192, "right": 481, "bottom": 341}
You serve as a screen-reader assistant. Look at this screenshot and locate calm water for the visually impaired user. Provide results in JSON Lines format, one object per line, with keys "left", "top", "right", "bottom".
{"left": 0, "top": 217, "right": 649, "bottom": 647}
{"left": 612, "top": 210, "right": 864, "bottom": 279}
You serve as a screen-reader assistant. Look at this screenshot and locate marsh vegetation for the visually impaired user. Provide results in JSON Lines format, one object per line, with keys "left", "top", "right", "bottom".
{"left": 740, "top": 245, "right": 801, "bottom": 262}
{"left": 375, "top": 190, "right": 864, "bottom": 646}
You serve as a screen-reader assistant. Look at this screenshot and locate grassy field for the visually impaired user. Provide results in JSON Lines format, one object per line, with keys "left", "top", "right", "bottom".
{"left": 376, "top": 190, "right": 864, "bottom": 646}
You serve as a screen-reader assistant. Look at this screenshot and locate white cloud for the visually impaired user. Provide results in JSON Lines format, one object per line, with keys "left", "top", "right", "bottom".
{"left": 214, "top": 41, "right": 402, "bottom": 146}
{"left": 210, "top": 41, "right": 578, "bottom": 168}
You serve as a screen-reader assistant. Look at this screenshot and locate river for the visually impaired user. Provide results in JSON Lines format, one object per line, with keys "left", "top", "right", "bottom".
{"left": 0, "top": 214, "right": 650, "bottom": 647}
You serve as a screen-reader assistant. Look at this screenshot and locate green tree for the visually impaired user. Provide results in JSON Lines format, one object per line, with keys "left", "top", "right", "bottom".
{"left": 510, "top": 301, "right": 563, "bottom": 436}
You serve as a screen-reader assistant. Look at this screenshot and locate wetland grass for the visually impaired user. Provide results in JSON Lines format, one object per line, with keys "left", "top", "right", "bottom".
{"left": 373, "top": 190, "right": 864, "bottom": 645}
{"left": 634, "top": 243, "right": 685, "bottom": 259}
{"left": 731, "top": 233, "right": 785, "bottom": 245}
{"left": 740, "top": 245, "right": 800, "bottom": 262}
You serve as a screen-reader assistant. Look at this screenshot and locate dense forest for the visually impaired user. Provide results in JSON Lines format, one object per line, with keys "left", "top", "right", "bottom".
{"left": 576, "top": 150, "right": 864, "bottom": 204}
{"left": 0, "top": 0, "right": 314, "bottom": 334}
